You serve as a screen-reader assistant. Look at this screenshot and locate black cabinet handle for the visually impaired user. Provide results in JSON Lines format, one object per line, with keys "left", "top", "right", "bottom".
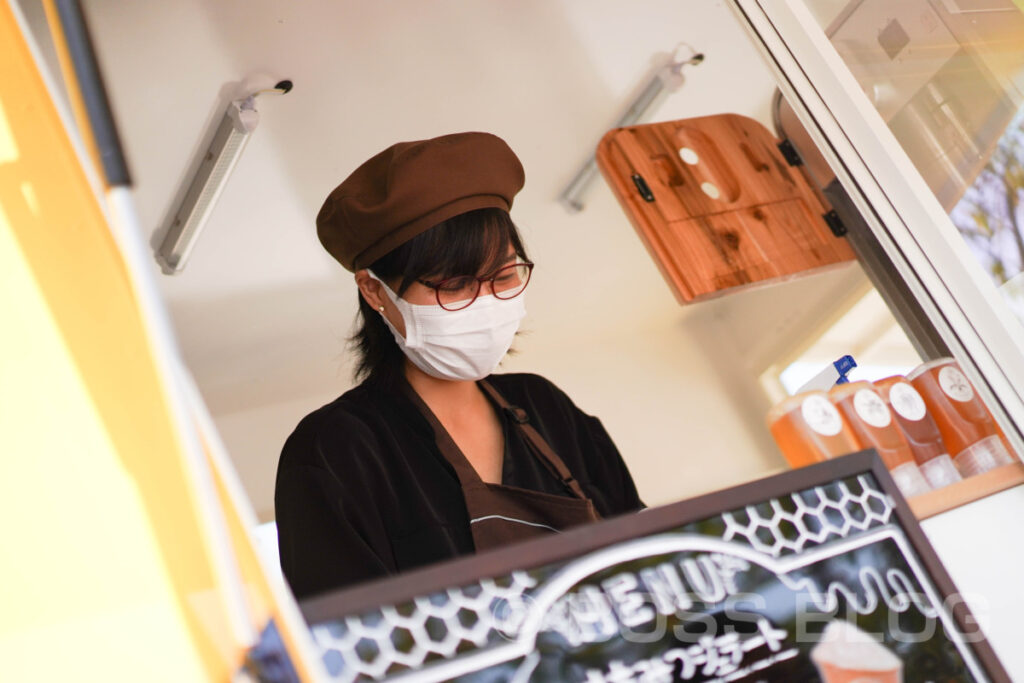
{"left": 631, "top": 174, "right": 655, "bottom": 202}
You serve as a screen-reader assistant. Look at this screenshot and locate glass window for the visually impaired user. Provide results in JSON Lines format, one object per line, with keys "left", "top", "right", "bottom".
{"left": 802, "top": 0, "right": 1024, "bottom": 324}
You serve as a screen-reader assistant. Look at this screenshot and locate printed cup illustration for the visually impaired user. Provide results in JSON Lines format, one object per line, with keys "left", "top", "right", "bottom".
{"left": 829, "top": 382, "right": 931, "bottom": 498}
{"left": 811, "top": 620, "right": 903, "bottom": 683}
{"left": 874, "top": 376, "right": 962, "bottom": 490}
{"left": 767, "top": 391, "right": 859, "bottom": 468}
{"left": 907, "top": 359, "right": 1015, "bottom": 478}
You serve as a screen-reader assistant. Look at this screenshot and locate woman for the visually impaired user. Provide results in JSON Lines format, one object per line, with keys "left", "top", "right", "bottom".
{"left": 275, "top": 132, "right": 644, "bottom": 600}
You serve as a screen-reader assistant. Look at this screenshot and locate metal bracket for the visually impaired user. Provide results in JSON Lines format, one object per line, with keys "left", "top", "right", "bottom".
{"left": 822, "top": 209, "right": 847, "bottom": 237}
{"left": 777, "top": 138, "right": 803, "bottom": 167}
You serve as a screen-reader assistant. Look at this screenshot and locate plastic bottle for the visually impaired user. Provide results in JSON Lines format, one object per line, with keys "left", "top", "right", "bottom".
{"left": 907, "top": 358, "right": 1014, "bottom": 477}
{"left": 828, "top": 381, "right": 931, "bottom": 498}
{"left": 874, "top": 376, "right": 962, "bottom": 489}
{"left": 767, "top": 391, "right": 860, "bottom": 468}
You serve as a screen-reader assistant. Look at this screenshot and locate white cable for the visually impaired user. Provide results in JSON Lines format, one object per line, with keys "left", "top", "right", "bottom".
{"left": 177, "top": 359, "right": 329, "bottom": 682}
{"left": 105, "top": 186, "right": 258, "bottom": 649}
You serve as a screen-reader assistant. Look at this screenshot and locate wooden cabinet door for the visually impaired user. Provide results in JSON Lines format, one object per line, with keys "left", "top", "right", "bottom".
{"left": 596, "top": 114, "right": 856, "bottom": 304}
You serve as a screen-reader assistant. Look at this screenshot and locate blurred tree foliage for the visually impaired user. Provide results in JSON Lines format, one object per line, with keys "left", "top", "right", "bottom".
{"left": 950, "top": 107, "right": 1024, "bottom": 287}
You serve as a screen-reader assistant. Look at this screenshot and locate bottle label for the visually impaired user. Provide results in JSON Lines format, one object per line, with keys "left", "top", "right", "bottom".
{"left": 854, "top": 389, "right": 891, "bottom": 428}
{"left": 939, "top": 366, "right": 974, "bottom": 403}
{"left": 890, "top": 462, "right": 931, "bottom": 498}
{"left": 889, "top": 382, "right": 926, "bottom": 421}
{"left": 801, "top": 395, "right": 842, "bottom": 436}
{"left": 919, "top": 454, "right": 962, "bottom": 489}
{"left": 954, "top": 435, "right": 1014, "bottom": 477}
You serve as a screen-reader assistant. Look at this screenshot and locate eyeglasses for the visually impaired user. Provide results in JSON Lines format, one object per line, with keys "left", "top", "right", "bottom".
{"left": 418, "top": 261, "right": 534, "bottom": 311}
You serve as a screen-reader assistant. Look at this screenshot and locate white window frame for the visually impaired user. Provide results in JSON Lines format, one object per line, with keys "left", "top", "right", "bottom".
{"left": 727, "top": 0, "right": 1024, "bottom": 455}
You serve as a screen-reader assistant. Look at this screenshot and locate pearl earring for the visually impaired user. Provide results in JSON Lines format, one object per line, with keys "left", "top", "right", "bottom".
{"left": 378, "top": 306, "right": 385, "bottom": 313}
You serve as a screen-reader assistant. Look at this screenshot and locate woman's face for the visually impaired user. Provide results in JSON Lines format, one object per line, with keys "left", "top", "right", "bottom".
{"left": 355, "top": 246, "right": 518, "bottom": 337}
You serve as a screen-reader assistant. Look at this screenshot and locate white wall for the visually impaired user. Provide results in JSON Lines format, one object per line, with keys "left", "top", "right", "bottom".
{"left": 921, "top": 485, "right": 1024, "bottom": 680}
{"left": 500, "top": 315, "right": 787, "bottom": 510}
{"left": 214, "top": 394, "right": 340, "bottom": 523}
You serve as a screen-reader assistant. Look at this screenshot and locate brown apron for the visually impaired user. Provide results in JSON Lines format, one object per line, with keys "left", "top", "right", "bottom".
{"left": 404, "top": 380, "right": 601, "bottom": 552}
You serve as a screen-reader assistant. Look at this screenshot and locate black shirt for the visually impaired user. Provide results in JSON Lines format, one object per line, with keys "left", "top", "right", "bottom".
{"left": 274, "top": 372, "right": 644, "bottom": 600}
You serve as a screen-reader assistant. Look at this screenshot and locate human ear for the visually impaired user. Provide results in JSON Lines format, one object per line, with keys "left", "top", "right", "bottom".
{"left": 354, "top": 269, "right": 387, "bottom": 311}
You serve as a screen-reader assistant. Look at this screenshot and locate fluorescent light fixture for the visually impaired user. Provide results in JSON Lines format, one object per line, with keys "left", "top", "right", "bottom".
{"left": 156, "top": 96, "right": 259, "bottom": 274}
{"left": 559, "top": 46, "right": 704, "bottom": 213}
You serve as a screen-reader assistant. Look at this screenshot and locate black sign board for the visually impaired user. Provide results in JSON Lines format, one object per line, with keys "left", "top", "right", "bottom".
{"left": 300, "top": 451, "right": 1009, "bottom": 682}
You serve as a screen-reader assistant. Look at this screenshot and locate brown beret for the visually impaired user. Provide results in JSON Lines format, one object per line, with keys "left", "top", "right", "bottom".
{"left": 317, "top": 132, "right": 526, "bottom": 271}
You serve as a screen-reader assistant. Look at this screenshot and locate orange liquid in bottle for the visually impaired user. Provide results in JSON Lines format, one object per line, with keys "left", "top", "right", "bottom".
{"left": 829, "top": 381, "right": 930, "bottom": 497}
{"left": 874, "top": 376, "right": 961, "bottom": 489}
{"left": 767, "top": 392, "right": 859, "bottom": 468}
{"left": 907, "top": 358, "right": 1014, "bottom": 477}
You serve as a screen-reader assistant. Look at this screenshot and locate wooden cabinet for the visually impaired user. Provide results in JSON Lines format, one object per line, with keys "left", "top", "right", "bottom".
{"left": 596, "top": 114, "right": 856, "bottom": 304}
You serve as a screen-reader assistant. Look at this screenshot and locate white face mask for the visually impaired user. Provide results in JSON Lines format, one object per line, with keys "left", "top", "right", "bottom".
{"left": 368, "top": 272, "right": 527, "bottom": 381}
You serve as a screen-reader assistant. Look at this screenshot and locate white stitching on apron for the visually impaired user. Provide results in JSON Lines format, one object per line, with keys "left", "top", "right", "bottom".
{"left": 469, "top": 514, "right": 562, "bottom": 533}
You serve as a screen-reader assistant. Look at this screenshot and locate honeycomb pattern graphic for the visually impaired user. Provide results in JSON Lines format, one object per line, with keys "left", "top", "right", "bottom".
{"left": 311, "top": 571, "right": 537, "bottom": 682}
{"left": 721, "top": 475, "right": 894, "bottom": 558}
{"left": 310, "top": 475, "right": 894, "bottom": 681}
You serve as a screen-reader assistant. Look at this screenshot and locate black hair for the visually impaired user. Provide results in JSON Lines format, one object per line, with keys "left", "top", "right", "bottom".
{"left": 351, "top": 207, "right": 528, "bottom": 385}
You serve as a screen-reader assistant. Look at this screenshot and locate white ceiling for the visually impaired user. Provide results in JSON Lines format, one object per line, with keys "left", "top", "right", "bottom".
{"left": 15, "top": 0, "right": 902, "bottom": 522}
{"left": 58, "top": 0, "right": 780, "bottom": 418}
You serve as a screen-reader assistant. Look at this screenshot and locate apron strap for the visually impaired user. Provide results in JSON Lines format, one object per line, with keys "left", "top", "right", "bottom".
{"left": 478, "top": 380, "right": 590, "bottom": 501}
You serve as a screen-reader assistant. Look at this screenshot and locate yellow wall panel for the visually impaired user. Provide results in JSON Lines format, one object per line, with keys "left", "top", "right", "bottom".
{"left": 0, "top": 2, "right": 249, "bottom": 678}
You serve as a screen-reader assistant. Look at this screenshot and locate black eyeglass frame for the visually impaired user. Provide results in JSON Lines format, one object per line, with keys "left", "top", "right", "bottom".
{"left": 416, "top": 261, "right": 534, "bottom": 311}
